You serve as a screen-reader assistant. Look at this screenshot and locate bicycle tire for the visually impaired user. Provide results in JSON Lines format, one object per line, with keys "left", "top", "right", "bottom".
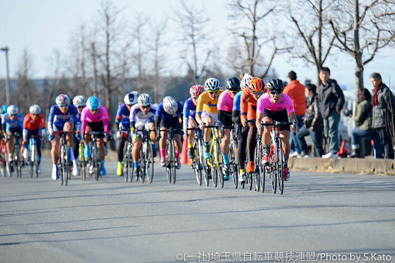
{"left": 93, "top": 143, "right": 100, "bottom": 181}
{"left": 216, "top": 139, "right": 224, "bottom": 188}
{"left": 270, "top": 143, "right": 277, "bottom": 194}
{"left": 65, "top": 146, "right": 70, "bottom": 186}
{"left": 146, "top": 142, "right": 154, "bottom": 184}
{"left": 277, "top": 137, "right": 285, "bottom": 195}
{"left": 140, "top": 146, "right": 146, "bottom": 183}
{"left": 79, "top": 142, "right": 86, "bottom": 181}
{"left": 33, "top": 143, "right": 39, "bottom": 178}
{"left": 254, "top": 143, "right": 261, "bottom": 192}
{"left": 166, "top": 140, "right": 172, "bottom": 184}
{"left": 198, "top": 139, "right": 209, "bottom": 187}
{"left": 15, "top": 144, "right": 21, "bottom": 178}
{"left": 229, "top": 141, "right": 238, "bottom": 189}
{"left": 171, "top": 140, "right": 176, "bottom": 184}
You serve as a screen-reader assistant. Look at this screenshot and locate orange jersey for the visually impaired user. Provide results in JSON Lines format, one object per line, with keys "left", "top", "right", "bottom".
{"left": 240, "top": 88, "right": 266, "bottom": 125}
{"left": 23, "top": 113, "right": 46, "bottom": 130}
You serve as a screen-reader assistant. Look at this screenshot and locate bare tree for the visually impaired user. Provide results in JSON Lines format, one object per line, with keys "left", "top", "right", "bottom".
{"left": 227, "top": 0, "right": 288, "bottom": 78}
{"left": 289, "top": 0, "right": 336, "bottom": 85}
{"left": 173, "top": 0, "right": 216, "bottom": 83}
{"left": 330, "top": 0, "right": 395, "bottom": 94}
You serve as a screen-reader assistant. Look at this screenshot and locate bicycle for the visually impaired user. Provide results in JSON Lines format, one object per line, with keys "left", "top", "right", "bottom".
{"left": 86, "top": 131, "right": 106, "bottom": 181}
{"left": 229, "top": 124, "right": 239, "bottom": 189}
{"left": 163, "top": 127, "right": 181, "bottom": 184}
{"left": 122, "top": 131, "right": 134, "bottom": 183}
{"left": 132, "top": 128, "right": 155, "bottom": 184}
{"left": 78, "top": 139, "right": 87, "bottom": 181}
{"left": 7, "top": 132, "right": 23, "bottom": 178}
{"left": 27, "top": 135, "right": 41, "bottom": 178}
{"left": 204, "top": 122, "right": 224, "bottom": 188}
{"left": 187, "top": 127, "right": 208, "bottom": 186}
{"left": 54, "top": 131, "right": 74, "bottom": 186}
{"left": 260, "top": 121, "right": 291, "bottom": 195}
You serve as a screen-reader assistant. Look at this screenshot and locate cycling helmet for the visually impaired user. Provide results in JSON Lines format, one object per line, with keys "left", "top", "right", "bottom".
{"left": 189, "top": 85, "right": 205, "bottom": 98}
{"left": 266, "top": 78, "right": 285, "bottom": 92}
{"left": 226, "top": 77, "right": 241, "bottom": 92}
{"left": 249, "top": 77, "right": 264, "bottom": 93}
{"left": 29, "top": 104, "right": 41, "bottom": 114}
{"left": 7, "top": 105, "right": 18, "bottom": 115}
{"left": 240, "top": 73, "right": 254, "bottom": 90}
{"left": 138, "top": 93, "right": 152, "bottom": 107}
{"left": 0, "top": 105, "right": 7, "bottom": 114}
{"left": 87, "top": 96, "right": 100, "bottom": 111}
{"left": 204, "top": 78, "right": 220, "bottom": 92}
{"left": 56, "top": 94, "right": 70, "bottom": 107}
{"left": 73, "top": 95, "right": 86, "bottom": 107}
{"left": 163, "top": 96, "right": 178, "bottom": 115}
{"left": 124, "top": 91, "right": 140, "bottom": 106}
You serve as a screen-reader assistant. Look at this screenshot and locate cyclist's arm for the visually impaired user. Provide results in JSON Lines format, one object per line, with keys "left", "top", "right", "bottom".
{"left": 289, "top": 112, "right": 297, "bottom": 124}
{"left": 22, "top": 115, "right": 29, "bottom": 141}
{"left": 182, "top": 100, "right": 190, "bottom": 133}
{"left": 240, "top": 91, "right": 248, "bottom": 126}
{"left": 80, "top": 110, "right": 86, "bottom": 136}
{"left": 47, "top": 106, "right": 55, "bottom": 135}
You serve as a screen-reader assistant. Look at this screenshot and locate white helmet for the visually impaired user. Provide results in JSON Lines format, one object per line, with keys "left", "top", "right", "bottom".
{"left": 7, "top": 105, "right": 18, "bottom": 115}
{"left": 204, "top": 78, "right": 220, "bottom": 92}
{"left": 29, "top": 104, "right": 41, "bottom": 114}
{"left": 138, "top": 93, "right": 152, "bottom": 107}
{"left": 73, "top": 95, "right": 86, "bottom": 107}
{"left": 241, "top": 73, "right": 254, "bottom": 90}
{"left": 163, "top": 96, "right": 178, "bottom": 115}
{"left": 124, "top": 91, "right": 140, "bottom": 106}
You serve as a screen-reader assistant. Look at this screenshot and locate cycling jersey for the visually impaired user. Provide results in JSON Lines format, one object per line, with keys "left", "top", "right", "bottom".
{"left": 218, "top": 90, "right": 234, "bottom": 112}
{"left": 23, "top": 113, "right": 46, "bottom": 131}
{"left": 130, "top": 104, "right": 156, "bottom": 128}
{"left": 240, "top": 88, "right": 258, "bottom": 125}
{"left": 115, "top": 103, "right": 131, "bottom": 130}
{"left": 196, "top": 90, "right": 223, "bottom": 115}
{"left": 48, "top": 104, "right": 80, "bottom": 134}
{"left": 183, "top": 98, "right": 197, "bottom": 131}
{"left": 80, "top": 105, "right": 109, "bottom": 136}
{"left": 155, "top": 102, "right": 183, "bottom": 124}
{"left": 2, "top": 113, "right": 24, "bottom": 132}
{"left": 257, "top": 93, "right": 295, "bottom": 114}
{"left": 232, "top": 91, "right": 242, "bottom": 112}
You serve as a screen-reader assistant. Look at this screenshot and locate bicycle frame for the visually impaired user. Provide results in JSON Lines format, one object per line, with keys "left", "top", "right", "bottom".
{"left": 28, "top": 136, "right": 39, "bottom": 178}
{"left": 204, "top": 123, "right": 224, "bottom": 188}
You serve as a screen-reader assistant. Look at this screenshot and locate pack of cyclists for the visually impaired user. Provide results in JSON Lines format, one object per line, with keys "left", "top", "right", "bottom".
{"left": 0, "top": 74, "right": 298, "bottom": 185}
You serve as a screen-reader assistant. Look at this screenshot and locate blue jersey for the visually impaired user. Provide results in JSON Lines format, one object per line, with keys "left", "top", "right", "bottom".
{"left": 2, "top": 113, "right": 23, "bottom": 132}
{"left": 156, "top": 101, "right": 183, "bottom": 123}
{"left": 47, "top": 104, "right": 80, "bottom": 134}
{"left": 116, "top": 103, "right": 131, "bottom": 130}
{"left": 183, "top": 98, "right": 196, "bottom": 130}
{"left": 232, "top": 90, "right": 243, "bottom": 112}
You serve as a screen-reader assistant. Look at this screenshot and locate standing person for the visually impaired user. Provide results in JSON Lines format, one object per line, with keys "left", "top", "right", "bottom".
{"left": 318, "top": 67, "right": 345, "bottom": 158}
{"left": 349, "top": 88, "right": 382, "bottom": 158}
{"left": 370, "top": 72, "right": 394, "bottom": 159}
{"left": 284, "top": 71, "right": 306, "bottom": 157}
{"left": 115, "top": 91, "right": 139, "bottom": 176}
{"left": 296, "top": 84, "right": 324, "bottom": 157}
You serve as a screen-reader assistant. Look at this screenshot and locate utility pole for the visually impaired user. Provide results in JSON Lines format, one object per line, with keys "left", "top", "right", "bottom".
{"left": 1, "top": 46, "right": 10, "bottom": 105}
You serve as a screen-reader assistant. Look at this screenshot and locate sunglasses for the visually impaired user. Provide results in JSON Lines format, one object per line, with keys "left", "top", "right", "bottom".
{"left": 10, "top": 114, "right": 16, "bottom": 117}
{"left": 269, "top": 91, "right": 282, "bottom": 95}
{"left": 252, "top": 91, "right": 264, "bottom": 96}
{"left": 142, "top": 105, "right": 150, "bottom": 109}
{"left": 230, "top": 89, "right": 240, "bottom": 94}
{"left": 208, "top": 90, "right": 218, "bottom": 94}
{"left": 78, "top": 106, "right": 85, "bottom": 109}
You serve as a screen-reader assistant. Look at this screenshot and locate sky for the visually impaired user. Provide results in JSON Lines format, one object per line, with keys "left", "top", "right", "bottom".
{"left": 1, "top": 0, "right": 394, "bottom": 92}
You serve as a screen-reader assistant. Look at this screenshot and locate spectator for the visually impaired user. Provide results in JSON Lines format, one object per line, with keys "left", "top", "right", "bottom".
{"left": 284, "top": 70, "right": 306, "bottom": 157}
{"left": 349, "top": 88, "right": 382, "bottom": 158}
{"left": 296, "top": 84, "right": 324, "bottom": 157}
{"left": 370, "top": 72, "right": 394, "bottom": 159}
{"left": 318, "top": 67, "right": 345, "bottom": 158}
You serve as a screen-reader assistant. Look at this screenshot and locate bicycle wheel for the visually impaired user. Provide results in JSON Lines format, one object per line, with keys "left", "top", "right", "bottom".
{"left": 64, "top": 145, "right": 70, "bottom": 186}
{"left": 140, "top": 146, "right": 146, "bottom": 183}
{"left": 229, "top": 140, "right": 238, "bottom": 189}
{"left": 79, "top": 142, "right": 86, "bottom": 181}
{"left": 15, "top": 144, "right": 21, "bottom": 178}
{"left": 254, "top": 147, "right": 260, "bottom": 192}
{"left": 270, "top": 143, "right": 277, "bottom": 194}
{"left": 33, "top": 144, "right": 39, "bottom": 178}
{"left": 166, "top": 140, "right": 172, "bottom": 184}
{"left": 171, "top": 140, "right": 176, "bottom": 184}
{"left": 199, "top": 139, "right": 209, "bottom": 187}
{"left": 276, "top": 138, "right": 285, "bottom": 195}
{"left": 145, "top": 142, "right": 154, "bottom": 184}
{"left": 93, "top": 144, "right": 100, "bottom": 181}
{"left": 215, "top": 138, "right": 224, "bottom": 188}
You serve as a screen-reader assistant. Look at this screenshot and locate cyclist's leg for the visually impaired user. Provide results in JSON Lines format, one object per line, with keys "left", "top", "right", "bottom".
{"left": 262, "top": 116, "right": 273, "bottom": 165}
{"left": 246, "top": 122, "right": 257, "bottom": 172}
{"left": 147, "top": 122, "right": 157, "bottom": 156}
{"left": 280, "top": 130, "right": 291, "bottom": 160}
{"left": 238, "top": 126, "right": 248, "bottom": 173}
{"left": 187, "top": 117, "right": 197, "bottom": 158}
{"left": 6, "top": 131, "right": 14, "bottom": 161}
{"left": 83, "top": 125, "right": 92, "bottom": 158}
{"left": 202, "top": 111, "right": 214, "bottom": 158}
{"left": 65, "top": 121, "right": 78, "bottom": 175}
{"left": 116, "top": 130, "right": 127, "bottom": 175}
{"left": 97, "top": 137, "right": 106, "bottom": 175}
{"left": 159, "top": 120, "right": 168, "bottom": 165}
{"left": 22, "top": 129, "right": 30, "bottom": 160}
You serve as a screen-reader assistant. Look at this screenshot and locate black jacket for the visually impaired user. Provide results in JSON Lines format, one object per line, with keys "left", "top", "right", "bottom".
{"left": 372, "top": 83, "right": 393, "bottom": 129}
{"left": 318, "top": 79, "right": 345, "bottom": 118}
{"left": 303, "top": 94, "right": 323, "bottom": 129}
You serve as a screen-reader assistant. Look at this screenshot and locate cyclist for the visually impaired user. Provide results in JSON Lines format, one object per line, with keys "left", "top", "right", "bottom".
{"left": 81, "top": 96, "right": 109, "bottom": 176}
{"left": 183, "top": 85, "right": 205, "bottom": 159}
{"left": 196, "top": 78, "right": 223, "bottom": 159}
{"left": 130, "top": 93, "right": 156, "bottom": 176}
{"left": 232, "top": 74, "right": 253, "bottom": 182}
{"left": 240, "top": 77, "right": 266, "bottom": 176}
{"left": 22, "top": 105, "right": 46, "bottom": 173}
{"left": 2, "top": 105, "right": 23, "bottom": 163}
{"left": 72, "top": 95, "right": 86, "bottom": 163}
{"left": 156, "top": 96, "right": 183, "bottom": 168}
{"left": 115, "top": 91, "right": 139, "bottom": 176}
{"left": 218, "top": 77, "right": 241, "bottom": 180}
{"left": 0, "top": 105, "right": 7, "bottom": 136}
{"left": 48, "top": 94, "right": 80, "bottom": 180}
{"left": 256, "top": 78, "right": 298, "bottom": 181}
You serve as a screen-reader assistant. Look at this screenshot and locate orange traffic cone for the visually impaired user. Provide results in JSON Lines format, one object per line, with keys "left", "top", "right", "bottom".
{"left": 180, "top": 139, "right": 190, "bottom": 164}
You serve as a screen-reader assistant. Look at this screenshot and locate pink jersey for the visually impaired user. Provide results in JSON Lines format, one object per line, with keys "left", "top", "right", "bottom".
{"left": 217, "top": 90, "right": 234, "bottom": 112}
{"left": 257, "top": 93, "right": 295, "bottom": 114}
{"left": 81, "top": 105, "right": 109, "bottom": 135}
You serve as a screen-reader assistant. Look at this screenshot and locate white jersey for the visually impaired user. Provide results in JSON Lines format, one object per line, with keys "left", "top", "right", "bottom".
{"left": 129, "top": 104, "right": 156, "bottom": 129}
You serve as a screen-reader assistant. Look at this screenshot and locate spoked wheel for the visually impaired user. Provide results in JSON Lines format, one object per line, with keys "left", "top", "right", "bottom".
{"left": 215, "top": 140, "right": 224, "bottom": 188}
{"left": 145, "top": 142, "right": 154, "bottom": 184}
{"left": 140, "top": 148, "right": 146, "bottom": 184}
{"left": 276, "top": 138, "right": 285, "bottom": 195}
{"left": 166, "top": 140, "right": 173, "bottom": 184}
{"left": 15, "top": 146, "right": 22, "bottom": 178}
{"left": 248, "top": 172, "right": 253, "bottom": 190}
{"left": 229, "top": 144, "right": 238, "bottom": 189}
{"left": 261, "top": 166, "right": 266, "bottom": 193}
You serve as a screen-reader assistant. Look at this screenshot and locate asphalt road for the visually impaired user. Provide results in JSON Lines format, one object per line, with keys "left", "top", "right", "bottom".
{"left": 0, "top": 156, "right": 394, "bottom": 263}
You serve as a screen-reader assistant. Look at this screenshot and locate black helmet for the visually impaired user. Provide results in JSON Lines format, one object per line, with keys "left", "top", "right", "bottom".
{"left": 226, "top": 77, "right": 241, "bottom": 92}
{"left": 266, "top": 78, "right": 285, "bottom": 92}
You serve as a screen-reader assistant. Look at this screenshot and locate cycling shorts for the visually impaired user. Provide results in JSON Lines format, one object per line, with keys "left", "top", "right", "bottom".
{"left": 262, "top": 109, "right": 290, "bottom": 131}
{"left": 159, "top": 119, "right": 183, "bottom": 135}
{"left": 201, "top": 110, "right": 218, "bottom": 124}
{"left": 87, "top": 121, "right": 105, "bottom": 138}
